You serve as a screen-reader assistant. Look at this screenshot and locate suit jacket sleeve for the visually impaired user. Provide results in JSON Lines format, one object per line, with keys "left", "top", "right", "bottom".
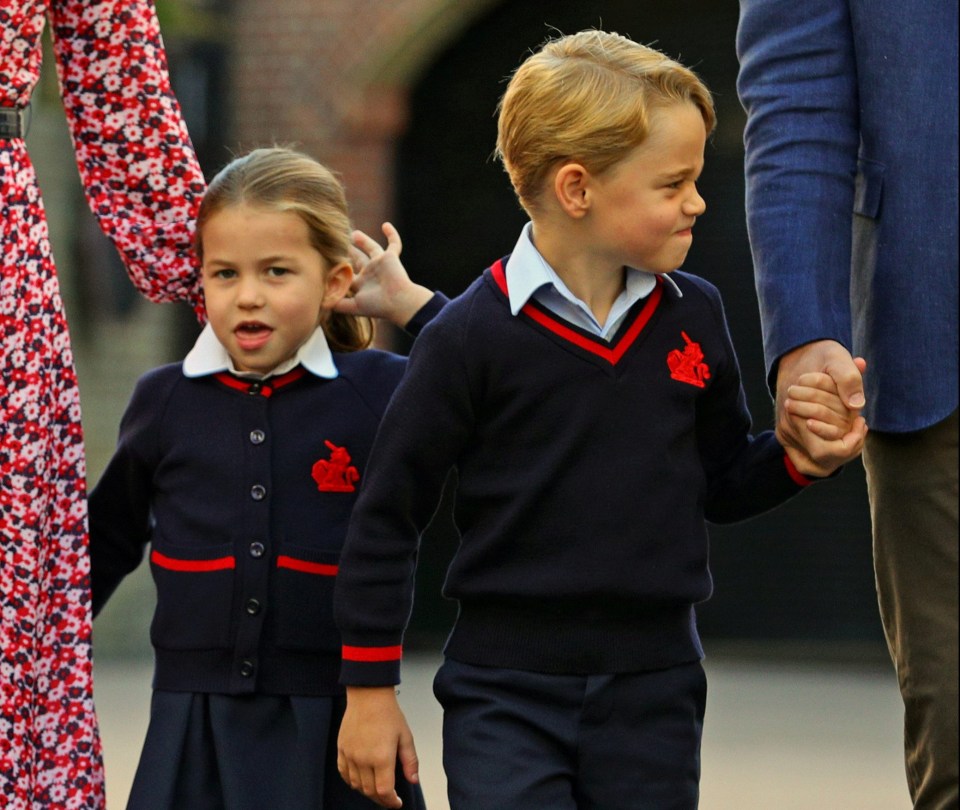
{"left": 736, "top": 0, "right": 859, "bottom": 389}
{"left": 49, "top": 0, "right": 207, "bottom": 316}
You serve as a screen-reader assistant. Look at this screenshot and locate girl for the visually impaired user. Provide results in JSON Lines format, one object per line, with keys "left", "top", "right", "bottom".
{"left": 88, "top": 147, "right": 441, "bottom": 810}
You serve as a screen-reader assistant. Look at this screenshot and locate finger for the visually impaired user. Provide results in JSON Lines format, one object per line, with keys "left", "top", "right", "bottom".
{"left": 823, "top": 355, "right": 865, "bottom": 409}
{"left": 784, "top": 385, "right": 854, "bottom": 418}
{"left": 332, "top": 296, "right": 360, "bottom": 315}
{"left": 398, "top": 732, "right": 420, "bottom": 785}
{"left": 373, "top": 765, "right": 403, "bottom": 809}
{"left": 349, "top": 244, "right": 370, "bottom": 271}
{"left": 801, "top": 419, "right": 845, "bottom": 441}
{"left": 353, "top": 228, "right": 385, "bottom": 258}
{"left": 784, "top": 396, "right": 848, "bottom": 427}
{"left": 381, "top": 222, "right": 403, "bottom": 256}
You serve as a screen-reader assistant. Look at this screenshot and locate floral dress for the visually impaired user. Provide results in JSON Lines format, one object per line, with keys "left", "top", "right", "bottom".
{"left": 0, "top": 2, "right": 205, "bottom": 806}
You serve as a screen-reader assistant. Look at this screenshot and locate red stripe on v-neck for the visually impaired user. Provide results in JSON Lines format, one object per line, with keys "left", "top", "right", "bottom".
{"left": 490, "top": 258, "right": 663, "bottom": 365}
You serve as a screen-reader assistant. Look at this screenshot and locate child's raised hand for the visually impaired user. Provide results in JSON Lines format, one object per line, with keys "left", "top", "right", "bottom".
{"left": 333, "top": 222, "right": 433, "bottom": 328}
{"left": 783, "top": 367, "right": 868, "bottom": 476}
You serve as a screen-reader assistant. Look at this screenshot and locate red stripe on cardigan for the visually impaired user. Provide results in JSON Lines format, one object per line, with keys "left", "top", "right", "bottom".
{"left": 150, "top": 550, "right": 236, "bottom": 572}
{"left": 277, "top": 555, "right": 339, "bottom": 576}
{"left": 342, "top": 645, "right": 403, "bottom": 662}
{"left": 490, "top": 259, "right": 663, "bottom": 365}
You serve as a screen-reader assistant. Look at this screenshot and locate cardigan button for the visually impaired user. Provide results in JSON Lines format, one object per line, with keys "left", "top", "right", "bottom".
{"left": 249, "top": 542, "right": 265, "bottom": 558}
{"left": 249, "top": 429, "right": 266, "bottom": 445}
{"left": 245, "top": 598, "right": 262, "bottom": 615}
{"left": 247, "top": 382, "right": 262, "bottom": 396}
{"left": 250, "top": 484, "right": 267, "bottom": 500}
{"left": 239, "top": 659, "right": 255, "bottom": 677}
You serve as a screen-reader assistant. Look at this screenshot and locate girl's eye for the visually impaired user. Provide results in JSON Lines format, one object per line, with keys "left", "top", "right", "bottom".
{"left": 213, "top": 268, "right": 236, "bottom": 280}
{"left": 267, "top": 266, "right": 289, "bottom": 277}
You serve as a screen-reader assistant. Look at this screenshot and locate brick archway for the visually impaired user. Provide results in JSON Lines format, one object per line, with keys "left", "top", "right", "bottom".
{"left": 232, "top": 0, "right": 500, "bottom": 232}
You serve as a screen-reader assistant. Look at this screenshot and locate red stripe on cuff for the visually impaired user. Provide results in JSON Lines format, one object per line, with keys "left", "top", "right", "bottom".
{"left": 150, "top": 550, "right": 236, "bottom": 572}
{"left": 783, "top": 454, "right": 813, "bottom": 487}
{"left": 342, "top": 645, "right": 403, "bottom": 662}
{"left": 277, "top": 555, "right": 338, "bottom": 576}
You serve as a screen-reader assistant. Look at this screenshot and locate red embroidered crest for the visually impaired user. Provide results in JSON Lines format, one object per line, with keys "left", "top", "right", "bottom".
{"left": 667, "top": 331, "right": 711, "bottom": 388}
{"left": 311, "top": 441, "right": 360, "bottom": 492}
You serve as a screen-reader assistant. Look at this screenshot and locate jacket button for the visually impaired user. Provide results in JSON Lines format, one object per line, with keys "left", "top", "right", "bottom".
{"left": 249, "top": 542, "right": 265, "bottom": 558}
{"left": 239, "top": 659, "right": 255, "bottom": 677}
{"left": 247, "top": 382, "right": 262, "bottom": 396}
{"left": 250, "top": 484, "right": 267, "bottom": 500}
{"left": 249, "top": 429, "right": 266, "bottom": 445}
{"left": 245, "top": 598, "right": 262, "bottom": 615}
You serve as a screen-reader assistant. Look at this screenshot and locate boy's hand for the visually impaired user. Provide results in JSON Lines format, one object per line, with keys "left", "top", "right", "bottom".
{"left": 333, "top": 222, "right": 433, "bottom": 328}
{"left": 782, "top": 367, "right": 867, "bottom": 477}
{"left": 338, "top": 685, "right": 420, "bottom": 809}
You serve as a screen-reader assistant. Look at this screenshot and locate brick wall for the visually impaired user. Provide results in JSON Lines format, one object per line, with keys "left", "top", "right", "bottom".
{"left": 230, "top": 0, "right": 499, "bottom": 234}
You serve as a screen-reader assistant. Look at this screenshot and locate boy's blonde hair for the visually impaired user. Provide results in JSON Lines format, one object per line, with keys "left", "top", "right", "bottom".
{"left": 496, "top": 30, "right": 716, "bottom": 214}
{"left": 196, "top": 147, "right": 372, "bottom": 352}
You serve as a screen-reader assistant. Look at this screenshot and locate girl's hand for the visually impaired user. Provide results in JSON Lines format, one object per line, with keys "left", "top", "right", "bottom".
{"left": 333, "top": 222, "right": 433, "bottom": 328}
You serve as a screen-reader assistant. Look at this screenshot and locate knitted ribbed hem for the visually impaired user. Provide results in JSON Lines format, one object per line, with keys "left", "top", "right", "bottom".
{"left": 152, "top": 647, "right": 343, "bottom": 695}
{"left": 445, "top": 600, "right": 703, "bottom": 675}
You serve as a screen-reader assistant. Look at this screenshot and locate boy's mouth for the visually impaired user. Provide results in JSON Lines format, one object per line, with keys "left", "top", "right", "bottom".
{"left": 235, "top": 322, "right": 273, "bottom": 351}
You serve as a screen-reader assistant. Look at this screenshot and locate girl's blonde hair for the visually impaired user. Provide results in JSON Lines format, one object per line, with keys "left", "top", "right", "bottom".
{"left": 196, "top": 147, "right": 372, "bottom": 352}
{"left": 496, "top": 30, "right": 716, "bottom": 214}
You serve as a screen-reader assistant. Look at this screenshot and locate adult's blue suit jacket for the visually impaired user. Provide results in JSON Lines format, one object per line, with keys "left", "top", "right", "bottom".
{"left": 737, "top": 0, "right": 958, "bottom": 433}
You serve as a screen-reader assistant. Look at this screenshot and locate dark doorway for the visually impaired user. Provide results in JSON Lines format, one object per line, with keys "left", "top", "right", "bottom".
{"left": 396, "top": 1, "right": 882, "bottom": 651}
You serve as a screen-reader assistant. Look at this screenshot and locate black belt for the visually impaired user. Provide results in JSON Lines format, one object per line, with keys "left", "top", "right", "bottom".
{"left": 0, "top": 106, "right": 28, "bottom": 139}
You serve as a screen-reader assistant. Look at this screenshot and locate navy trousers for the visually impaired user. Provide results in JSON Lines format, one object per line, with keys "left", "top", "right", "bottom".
{"left": 433, "top": 658, "right": 706, "bottom": 810}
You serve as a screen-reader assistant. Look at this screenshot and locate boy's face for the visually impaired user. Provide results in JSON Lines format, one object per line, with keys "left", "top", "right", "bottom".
{"left": 200, "top": 203, "right": 350, "bottom": 374}
{"left": 586, "top": 102, "right": 707, "bottom": 275}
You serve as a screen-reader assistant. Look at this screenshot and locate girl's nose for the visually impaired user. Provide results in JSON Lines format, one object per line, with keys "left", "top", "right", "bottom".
{"left": 237, "top": 277, "right": 265, "bottom": 308}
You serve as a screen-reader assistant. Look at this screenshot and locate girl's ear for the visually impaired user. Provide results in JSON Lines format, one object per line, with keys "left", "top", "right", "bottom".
{"left": 321, "top": 261, "right": 354, "bottom": 311}
{"left": 553, "top": 162, "right": 592, "bottom": 219}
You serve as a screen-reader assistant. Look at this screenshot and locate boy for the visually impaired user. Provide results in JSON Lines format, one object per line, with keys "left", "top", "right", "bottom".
{"left": 334, "top": 31, "right": 866, "bottom": 810}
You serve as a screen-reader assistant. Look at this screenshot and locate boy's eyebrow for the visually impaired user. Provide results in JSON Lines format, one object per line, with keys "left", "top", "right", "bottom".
{"left": 656, "top": 164, "right": 702, "bottom": 181}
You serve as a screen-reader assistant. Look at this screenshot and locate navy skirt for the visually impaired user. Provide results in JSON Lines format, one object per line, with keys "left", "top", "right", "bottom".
{"left": 125, "top": 691, "right": 427, "bottom": 810}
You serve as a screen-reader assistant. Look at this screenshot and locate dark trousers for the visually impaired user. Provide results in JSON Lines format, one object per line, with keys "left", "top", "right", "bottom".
{"left": 433, "top": 657, "right": 706, "bottom": 810}
{"left": 864, "top": 409, "right": 959, "bottom": 810}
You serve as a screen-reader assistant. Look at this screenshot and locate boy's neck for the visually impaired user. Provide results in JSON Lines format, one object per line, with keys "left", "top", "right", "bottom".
{"left": 529, "top": 219, "right": 626, "bottom": 328}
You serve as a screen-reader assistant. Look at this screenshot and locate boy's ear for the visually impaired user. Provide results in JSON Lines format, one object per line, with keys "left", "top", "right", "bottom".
{"left": 322, "top": 261, "right": 354, "bottom": 310}
{"left": 553, "top": 163, "right": 592, "bottom": 219}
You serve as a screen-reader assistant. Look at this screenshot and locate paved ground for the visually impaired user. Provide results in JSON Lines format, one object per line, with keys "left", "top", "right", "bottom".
{"left": 94, "top": 651, "right": 910, "bottom": 809}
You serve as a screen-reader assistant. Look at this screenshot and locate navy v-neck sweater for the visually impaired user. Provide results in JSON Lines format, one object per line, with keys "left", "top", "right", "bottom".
{"left": 335, "top": 261, "right": 818, "bottom": 684}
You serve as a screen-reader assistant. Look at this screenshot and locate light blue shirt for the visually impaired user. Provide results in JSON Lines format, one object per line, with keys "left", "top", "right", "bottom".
{"left": 503, "top": 222, "right": 680, "bottom": 340}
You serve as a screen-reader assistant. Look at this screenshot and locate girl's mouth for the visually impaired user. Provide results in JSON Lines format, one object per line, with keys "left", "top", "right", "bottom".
{"left": 235, "top": 322, "right": 273, "bottom": 351}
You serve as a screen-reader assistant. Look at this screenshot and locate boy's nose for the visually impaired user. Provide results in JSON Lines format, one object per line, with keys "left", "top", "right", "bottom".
{"left": 684, "top": 188, "right": 706, "bottom": 216}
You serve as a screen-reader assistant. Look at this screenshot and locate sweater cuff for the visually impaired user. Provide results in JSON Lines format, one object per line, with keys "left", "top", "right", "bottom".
{"left": 403, "top": 291, "right": 448, "bottom": 337}
{"left": 340, "top": 644, "right": 403, "bottom": 686}
{"left": 782, "top": 453, "right": 842, "bottom": 486}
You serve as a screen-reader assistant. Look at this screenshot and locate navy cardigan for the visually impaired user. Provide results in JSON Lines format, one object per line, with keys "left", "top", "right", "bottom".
{"left": 335, "top": 262, "right": 822, "bottom": 685}
{"left": 89, "top": 295, "right": 445, "bottom": 696}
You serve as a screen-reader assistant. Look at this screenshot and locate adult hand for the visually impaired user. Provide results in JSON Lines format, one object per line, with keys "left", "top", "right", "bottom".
{"left": 337, "top": 685, "right": 420, "bottom": 808}
{"left": 334, "top": 222, "right": 433, "bottom": 327}
{"left": 775, "top": 340, "right": 867, "bottom": 476}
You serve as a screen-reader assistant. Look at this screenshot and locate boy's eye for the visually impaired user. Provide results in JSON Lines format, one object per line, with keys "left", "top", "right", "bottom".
{"left": 212, "top": 268, "right": 237, "bottom": 280}
{"left": 267, "top": 266, "right": 290, "bottom": 277}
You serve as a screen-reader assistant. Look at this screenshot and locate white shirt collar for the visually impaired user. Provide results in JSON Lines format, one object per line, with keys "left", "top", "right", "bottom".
{"left": 182, "top": 324, "right": 339, "bottom": 380}
{"left": 503, "top": 222, "right": 678, "bottom": 319}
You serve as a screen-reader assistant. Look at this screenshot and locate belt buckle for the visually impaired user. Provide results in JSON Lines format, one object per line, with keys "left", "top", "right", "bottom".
{"left": 0, "top": 107, "right": 27, "bottom": 139}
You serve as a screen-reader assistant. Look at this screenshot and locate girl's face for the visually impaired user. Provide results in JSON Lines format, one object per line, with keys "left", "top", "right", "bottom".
{"left": 200, "top": 203, "right": 352, "bottom": 375}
